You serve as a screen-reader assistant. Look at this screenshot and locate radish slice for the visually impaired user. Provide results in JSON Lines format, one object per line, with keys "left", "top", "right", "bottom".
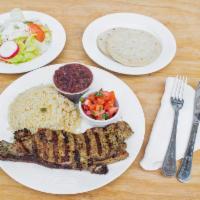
{"left": 0, "top": 41, "right": 19, "bottom": 59}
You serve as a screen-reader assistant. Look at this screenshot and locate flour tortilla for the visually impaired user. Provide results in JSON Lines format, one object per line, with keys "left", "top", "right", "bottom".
{"left": 96, "top": 29, "right": 115, "bottom": 56}
{"left": 107, "top": 28, "right": 162, "bottom": 67}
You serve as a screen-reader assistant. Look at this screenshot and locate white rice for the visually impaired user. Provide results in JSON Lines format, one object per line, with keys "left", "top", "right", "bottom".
{"left": 8, "top": 85, "right": 80, "bottom": 133}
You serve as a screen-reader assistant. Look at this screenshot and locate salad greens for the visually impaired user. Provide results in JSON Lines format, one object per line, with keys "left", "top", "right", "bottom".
{"left": 0, "top": 8, "right": 52, "bottom": 64}
{"left": 8, "top": 36, "right": 40, "bottom": 64}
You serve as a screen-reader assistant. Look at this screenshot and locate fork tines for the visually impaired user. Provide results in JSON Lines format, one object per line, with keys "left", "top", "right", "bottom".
{"left": 171, "top": 76, "right": 187, "bottom": 101}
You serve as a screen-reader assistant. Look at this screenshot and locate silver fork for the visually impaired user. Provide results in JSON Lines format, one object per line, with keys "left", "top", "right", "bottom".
{"left": 161, "top": 76, "right": 187, "bottom": 177}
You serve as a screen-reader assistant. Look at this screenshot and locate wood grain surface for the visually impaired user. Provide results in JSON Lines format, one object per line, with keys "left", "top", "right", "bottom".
{"left": 0, "top": 0, "right": 200, "bottom": 199}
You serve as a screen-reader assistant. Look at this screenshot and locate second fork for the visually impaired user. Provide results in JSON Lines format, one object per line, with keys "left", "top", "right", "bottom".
{"left": 161, "top": 76, "right": 187, "bottom": 177}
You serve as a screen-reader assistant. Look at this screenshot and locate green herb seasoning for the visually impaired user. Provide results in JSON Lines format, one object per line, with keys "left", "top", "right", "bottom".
{"left": 40, "top": 107, "right": 47, "bottom": 113}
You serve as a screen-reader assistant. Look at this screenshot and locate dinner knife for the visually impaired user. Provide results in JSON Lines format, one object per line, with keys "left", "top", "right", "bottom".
{"left": 177, "top": 82, "right": 200, "bottom": 183}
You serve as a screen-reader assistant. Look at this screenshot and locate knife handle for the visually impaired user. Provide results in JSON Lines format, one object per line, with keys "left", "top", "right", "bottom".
{"left": 177, "top": 122, "right": 199, "bottom": 183}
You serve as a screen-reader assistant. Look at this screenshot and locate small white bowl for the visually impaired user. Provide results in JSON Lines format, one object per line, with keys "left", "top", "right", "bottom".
{"left": 52, "top": 63, "right": 93, "bottom": 103}
{"left": 53, "top": 83, "right": 91, "bottom": 103}
{"left": 79, "top": 90, "right": 120, "bottom": 127}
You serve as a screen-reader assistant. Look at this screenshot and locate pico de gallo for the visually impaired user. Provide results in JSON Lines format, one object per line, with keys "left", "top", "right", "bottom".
{"left": 81, "top": 89, "right": 119, "bottom": 120}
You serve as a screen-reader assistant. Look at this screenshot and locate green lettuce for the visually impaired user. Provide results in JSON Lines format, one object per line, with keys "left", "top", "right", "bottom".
{"left": 8, "top": 36, "right": 41, "bottom": 64}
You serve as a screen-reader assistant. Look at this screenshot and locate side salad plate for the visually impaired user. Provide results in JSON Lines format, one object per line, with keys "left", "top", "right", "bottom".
{"left": 0, "top": 9, "right": 66, "bottom": 74}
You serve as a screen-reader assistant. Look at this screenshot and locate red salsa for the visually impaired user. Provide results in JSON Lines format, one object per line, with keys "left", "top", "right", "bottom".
{"left": 81, "top": 89, "right": 119, "bottom": 120}
{"left": 53, "top": 63, "right": 93, "bottom": 93}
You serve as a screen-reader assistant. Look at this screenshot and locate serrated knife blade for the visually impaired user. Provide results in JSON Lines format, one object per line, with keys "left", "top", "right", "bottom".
{"left": 194, "top": 82, "right": 200, "bottom": 122}
{"left": 177, "top": 82, "right": 200, "bottom": 183}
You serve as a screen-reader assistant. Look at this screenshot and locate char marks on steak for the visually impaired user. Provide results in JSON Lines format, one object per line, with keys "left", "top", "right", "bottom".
{"left": 0, "top": 121, "right": 133, "bottom": 174}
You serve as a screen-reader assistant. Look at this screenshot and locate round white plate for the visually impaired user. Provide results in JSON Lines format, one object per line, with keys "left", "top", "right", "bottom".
{"left": 0, "top": 63, "right": 145, "bottom": 194}
{"left": 82, "top": 13, "right": 176, "bottom": 75}
{"left": 0, "top": 11, "right": 66, "bottom": 74}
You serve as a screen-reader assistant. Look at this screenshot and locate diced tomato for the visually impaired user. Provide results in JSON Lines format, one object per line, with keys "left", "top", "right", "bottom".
{"left": 102, "top": 91, "right": 115, "bottom": 101}
{"left": 82, "top": 89, "right": 118, "bottom": 120}
{"left": 95, "top": 115, "right": 101, "bottom": 120}
{"left": 96, "top": 115, "right": 103, "bottom": 120}
{"left": 102, "top": 91, "right": 110, "bottom": 97}
{"left": 28, "top": 23, "right": 45, "bottom": 42}
{"left": 82, "top": 105, "right": 89, "bottom": 111}
{"left": 88, "top": 104, "right": 96, "bottom": 110}
{"left": 95, "top": 104, "right": 103, "bottom": 111}
{"left": 111, "top": 93, "right": 116, "bottom": 102}
{"left": 108, "top": 107, "right": 118, "bottom": 117}
{"left": 104, "top": 104, "right": 110, "bottom": 111}
{"left": 108, "top": 99, "right": 115, "bottom": 105}
{"left": 96, "top": 98, "right": 105, "bottom": 105}
{"left": 104, "top": 100, "right": 114, "bottom": 111}
{"left": 84, "top": 99, "right": 91, "bottom": 106}
{"left": 85, "top": 110, "right": 92, "bottom": 116}
{"left": 88, "top": 94, "right": 95, "bottom": 101}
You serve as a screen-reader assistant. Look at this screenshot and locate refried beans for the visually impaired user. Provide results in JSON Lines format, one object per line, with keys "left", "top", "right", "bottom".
{"left": 53, "top": 63, "right": 93, "bottom": 93}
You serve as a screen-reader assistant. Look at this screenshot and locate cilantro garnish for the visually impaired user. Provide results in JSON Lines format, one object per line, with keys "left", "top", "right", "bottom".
{"left": 102, "top": 113, "right": 109, "bottom": 120}
{"left": 95, "top": 89, "right": 103, "bottom": 97}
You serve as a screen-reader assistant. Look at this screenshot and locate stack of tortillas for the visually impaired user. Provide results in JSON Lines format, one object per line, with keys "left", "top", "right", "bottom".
{"left": 97, "top": 27, "right": 162, "bottom": 67}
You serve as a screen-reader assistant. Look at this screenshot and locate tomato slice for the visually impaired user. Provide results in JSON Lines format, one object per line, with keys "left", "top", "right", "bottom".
{"left": 28, "top": 23, "right": 45, "bottom": 42}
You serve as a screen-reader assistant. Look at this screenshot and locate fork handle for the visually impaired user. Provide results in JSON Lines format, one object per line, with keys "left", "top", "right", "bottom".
{"left": 177, "top": 122, "right": 199, "bottom": 183}
{"left": 161, "top": 109, "right": 179, "bottom": 176}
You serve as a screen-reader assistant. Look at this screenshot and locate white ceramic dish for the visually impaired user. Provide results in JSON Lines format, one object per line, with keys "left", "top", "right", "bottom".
{"left": 79, "top": 90, "right": 120, "bottom": 127}
{"left": 53, "top": 63, "right": 93, "bottom": 103}
{"left": 82, "top": 12, "right": 176, "bottom": 75}
{"left": 0, "top": 10, "right": 66, "bottom": 74}
{"left": 0, "top": 63, "right": 145, "bottom": 194}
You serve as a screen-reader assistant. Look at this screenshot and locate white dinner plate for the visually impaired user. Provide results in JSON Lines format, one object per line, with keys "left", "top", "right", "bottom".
{"left": 0, "top": 63, "right": 145, "bottom": 194}
{"left": 0, "top": 11, "right": 66, "bottom": 74}
{"left": 82, "top": 13, "right": 176, "bottom": 75}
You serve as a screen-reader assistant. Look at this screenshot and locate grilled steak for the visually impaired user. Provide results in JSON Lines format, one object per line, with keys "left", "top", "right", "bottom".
{"left": 0, "top": 121, "right": 133, "bottom": 174}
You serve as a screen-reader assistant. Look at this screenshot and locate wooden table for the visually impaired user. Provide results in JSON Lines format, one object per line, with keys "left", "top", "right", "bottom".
{"left": 0, "top": 0, "right": 200, "bottom": 199}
